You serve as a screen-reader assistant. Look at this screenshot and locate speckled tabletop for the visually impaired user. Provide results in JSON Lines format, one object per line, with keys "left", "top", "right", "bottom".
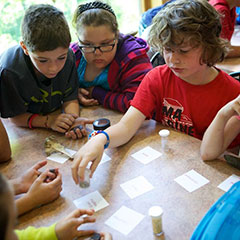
{"left": 1, "top": 106, "right": 239, "bottom": 240}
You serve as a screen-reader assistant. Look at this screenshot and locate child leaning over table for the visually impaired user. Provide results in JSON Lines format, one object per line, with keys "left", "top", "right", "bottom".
{"left": 201, "top": 95, "right": 240, "bottom": 161}
{"left": 0, "top": 4, "right": 93, "bottom": 140}
{"left": 70, "top": 1, "right": 153, "bottom": 113}
{"left": 71, "top": 0, "right": 240, "bottom": 184}
{"left": 0, "top": 173, "right": 112, "bottom": 240}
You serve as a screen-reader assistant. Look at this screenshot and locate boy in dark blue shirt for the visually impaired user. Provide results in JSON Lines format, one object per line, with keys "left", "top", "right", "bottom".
{"left": 0, "top": 4, "right": 93, "bottom": 139}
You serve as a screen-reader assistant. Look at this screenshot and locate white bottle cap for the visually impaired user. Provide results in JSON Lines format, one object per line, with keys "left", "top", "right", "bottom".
{"left": 159, "top": 129, "right": 170, "bottom": 137}
{"left": 148, "top": 206, "right": 163, "bottom": 218}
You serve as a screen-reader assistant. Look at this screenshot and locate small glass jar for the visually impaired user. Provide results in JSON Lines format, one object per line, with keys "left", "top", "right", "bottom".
{"left": 78, "top": 168, "right": 91, "bottom": 188}
{"left": 148, "top": 206, "right": 163, "bottom": 236}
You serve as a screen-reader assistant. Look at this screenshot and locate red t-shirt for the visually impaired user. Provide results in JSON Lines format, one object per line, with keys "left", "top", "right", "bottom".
{"left": 131, "top": 65, "right": 240, "bottom": 146}
{"left": 209, "top": 0, "right": 236, "bottom": 41}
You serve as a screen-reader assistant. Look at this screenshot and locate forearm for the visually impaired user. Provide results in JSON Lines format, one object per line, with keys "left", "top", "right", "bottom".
{"left": 63, "top": 100, "right": 80, "bottom": 116}
{"left": 226, "top": 45, "right": 240, "bottom": 58}
{"left": 16, "top": 194, "right": 36, "bottom": 216}
{"left": 200, "top": 111, "right": 231, "bottom": 160}
{"left": 10, "top": 179, "right": 24, "bottom": 195}
{"left": 103, "top": 107, "right": 145, "bottom": 148}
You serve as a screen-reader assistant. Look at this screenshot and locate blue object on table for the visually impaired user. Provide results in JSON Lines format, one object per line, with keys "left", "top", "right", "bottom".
{"left": 236, "top": 7, "right": 240, "bottom": 25}
{"left": 191, "top": 181, "right": 240, "bottom": 240}
{"left": 138, "top": 0, "right": 175, "bottom": 36}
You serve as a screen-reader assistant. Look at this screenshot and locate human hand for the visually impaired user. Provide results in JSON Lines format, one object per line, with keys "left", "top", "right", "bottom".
{"left": 55, "top": 209, "right": 96, "bottom": 240}
{"left": 48, "top": 113, "right": 78, "bottom": 133}
{"left": 71, "top": 134, "right": 106, "bottom": 184}
{"left": 13, "top": 160, "right": 52, "bottom": 195}
{"left": 78, "top": 88, "right": 99, "bottom": 106}
{"left": 25, "top": 169, "right": 62, "bottom": 208}
{"left": 220, "top": 95, "right": 240, "bottom": 119}
{"left": 100, "top": 232, "right": 112, "bottom": 240}
{"left": 65, "top": 117, "right": 94, "bottom": 140}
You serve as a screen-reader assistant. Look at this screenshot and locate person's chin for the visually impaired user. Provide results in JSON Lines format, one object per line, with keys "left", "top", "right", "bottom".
{"left": 45, "top": 73, "right": 58, "bottom": 79}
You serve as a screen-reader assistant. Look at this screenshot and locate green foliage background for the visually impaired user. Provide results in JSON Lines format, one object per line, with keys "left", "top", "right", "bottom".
{"left": 0, "top": 0, "right": 141, "bottom": 54}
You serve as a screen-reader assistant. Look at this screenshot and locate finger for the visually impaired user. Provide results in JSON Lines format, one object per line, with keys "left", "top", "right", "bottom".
{"left": 33, "top": 160, "right": 48, "bottom": 171}
{"left": 81, "top": 216, "right": 96, "bottom": 224}
{"left": 89, "top": 155, "right": 102, "bottom": 178}
{"left": 67, "top": 130, "right": 78, "bottom": 140}
{"left": 37, "top": 169, "right": 50, "bottom": 182}
{"left": 76, "top": 230, "right": 95, "bottom": 238}
{"left": 74, "top": 129, "right": 84, "bottom": 139}
{"left": 69, "top": 209, "right": 95, "bottom": 219}
{"left": 71, "top": 157, "right": 82, "bottom": 184}
{"left": 80, "top": 88, "right": 90, "bottom": 95}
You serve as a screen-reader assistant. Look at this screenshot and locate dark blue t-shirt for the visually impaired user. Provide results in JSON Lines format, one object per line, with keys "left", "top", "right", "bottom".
{"left": 0, "top": 45, "right": 78, "bottom": 117}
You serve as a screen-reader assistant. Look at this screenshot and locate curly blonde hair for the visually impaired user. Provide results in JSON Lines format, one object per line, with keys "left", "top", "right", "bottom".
{"left": 148, "top": 0, "right": 229, "bottom": 66}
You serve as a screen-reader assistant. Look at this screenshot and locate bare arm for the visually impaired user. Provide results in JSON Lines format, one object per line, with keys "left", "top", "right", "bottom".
{"left": 71, "top": 106, "right": 146, "bottom": 184}
{"left": 226, "top": 45, "right": 240, "bottom": 58}
{"left": 0, "top": 119, "right": 11, "bottom": 162}
{"left": 201, "top": 95, "right": 240, "bottom": 160}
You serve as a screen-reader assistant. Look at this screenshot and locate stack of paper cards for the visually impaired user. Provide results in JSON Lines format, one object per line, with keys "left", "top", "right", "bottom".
{"left": 174, "top": 169, "right": 209, "bottom": 192}
{"left": 105, "top": 206, "right": 145, "bottom": 235}
{"left": 131, "top": 146, "right": 162, "bottom": 164}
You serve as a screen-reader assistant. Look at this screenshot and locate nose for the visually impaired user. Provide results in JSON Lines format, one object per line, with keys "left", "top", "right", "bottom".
{"left": 94, "top": 47, "right": 102, "bottom": 55}
{"left": 48, "top": 62, "right": 58, "bottom": 73}
{"left": 169, "top": 51, "right": 180, "bottom": 64}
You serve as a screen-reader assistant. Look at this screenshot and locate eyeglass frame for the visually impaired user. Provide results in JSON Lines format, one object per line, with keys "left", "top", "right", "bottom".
{"left": 77, "top": 36, "right": 117, "bottom": 53}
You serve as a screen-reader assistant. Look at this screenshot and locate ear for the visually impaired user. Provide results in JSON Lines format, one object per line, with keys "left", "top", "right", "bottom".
{"left": 20, "top": 41, "right": 29, "bottom": 55}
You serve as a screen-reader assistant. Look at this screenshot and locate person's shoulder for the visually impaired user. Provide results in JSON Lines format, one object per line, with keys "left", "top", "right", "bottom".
{"left": 0, "top": 45, "right": 23, "bottom": 68}
{"left": 115, "top": 33, "right": 149, "bottom": 61}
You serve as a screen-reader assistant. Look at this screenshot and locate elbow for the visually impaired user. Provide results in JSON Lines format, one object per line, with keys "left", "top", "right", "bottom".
{"left": 0, "top": 150, "right": 12, "bottom": 163}
{"left": 200, "top": 149, "right": 218, "bottom": 161}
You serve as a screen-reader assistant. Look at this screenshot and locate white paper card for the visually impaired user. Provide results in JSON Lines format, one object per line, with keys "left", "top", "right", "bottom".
{"left": 47, "top": 148, "right": 76, "bottom": 164}
{"left": 105, "top": 206, "right": 144, "bottom": 235}
{"left": 73, "top": 190, "right": 109, "bottom": 212}
{"left": 131, "top": 146, "right": 162, "bottom": 164}
{"left": 218, "top": 174, "right": 240, "bottom": 192}
{"left": 99, "top": 152, "right": 111, "bottom": 165}
{"left": 120, "top": 176, "right": 154, "bottom": 199}
{"left": 174, "top": 169, "right": 209, "bottom": 192}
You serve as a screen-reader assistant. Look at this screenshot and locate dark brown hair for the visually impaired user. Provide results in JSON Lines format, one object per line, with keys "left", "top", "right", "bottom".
{"left": 21, "top": 4, "right": 71, "bottom": 52}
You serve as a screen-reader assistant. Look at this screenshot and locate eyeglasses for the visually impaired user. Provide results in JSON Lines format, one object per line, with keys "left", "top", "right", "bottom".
{"left": 78, "top": 38, "right": 117, "bottom": 53}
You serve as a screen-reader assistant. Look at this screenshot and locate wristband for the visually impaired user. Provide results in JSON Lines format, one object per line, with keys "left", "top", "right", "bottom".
{"left": 27, "top": 114, "right": 39, "bottom": 129}
{"left": 88, "top": 130, "right": 110, "bottom": 149}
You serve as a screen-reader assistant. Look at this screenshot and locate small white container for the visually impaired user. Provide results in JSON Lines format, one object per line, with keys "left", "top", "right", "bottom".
{"left": 159, "top": 129, "right": 170, "bottom": 152}
{"left": 148, "top": 206, "right": 163, "bottom": 236}
{"left": 78, "top": 168, "right": 91, "bottom": 188}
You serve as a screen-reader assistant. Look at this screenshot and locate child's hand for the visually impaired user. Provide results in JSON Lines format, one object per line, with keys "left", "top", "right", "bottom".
{"left": 100, "top": 232, "right": 112, "bottom": 240}
{"left": 78, "top": 88, "right": 99, "bottom": 106}
{"left": 55, "top": 209, "right": 96, "bottom": 240}
{"left": 25, "top": 169, "right": 62, "bottom": 207}
{"left": 12, "top": 160, "right": 49, "bottom": 195}
{"left": 48, "top": 113, "right": 77, "bottom": 133}
{"left": 65, "top": 117, "right": 94, "bottom": 140}
{"left": 220, "top": 95, "right": 240, "bottom": 118}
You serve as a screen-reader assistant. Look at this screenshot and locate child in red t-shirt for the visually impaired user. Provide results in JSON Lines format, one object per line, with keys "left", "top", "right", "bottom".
{"left": 71, "top": 0, "right": 240, "bottom": 184}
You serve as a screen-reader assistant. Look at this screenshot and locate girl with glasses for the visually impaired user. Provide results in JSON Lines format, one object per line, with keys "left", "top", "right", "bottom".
{"left": 71, "top": 1, "right": 152, "bottom": 113}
